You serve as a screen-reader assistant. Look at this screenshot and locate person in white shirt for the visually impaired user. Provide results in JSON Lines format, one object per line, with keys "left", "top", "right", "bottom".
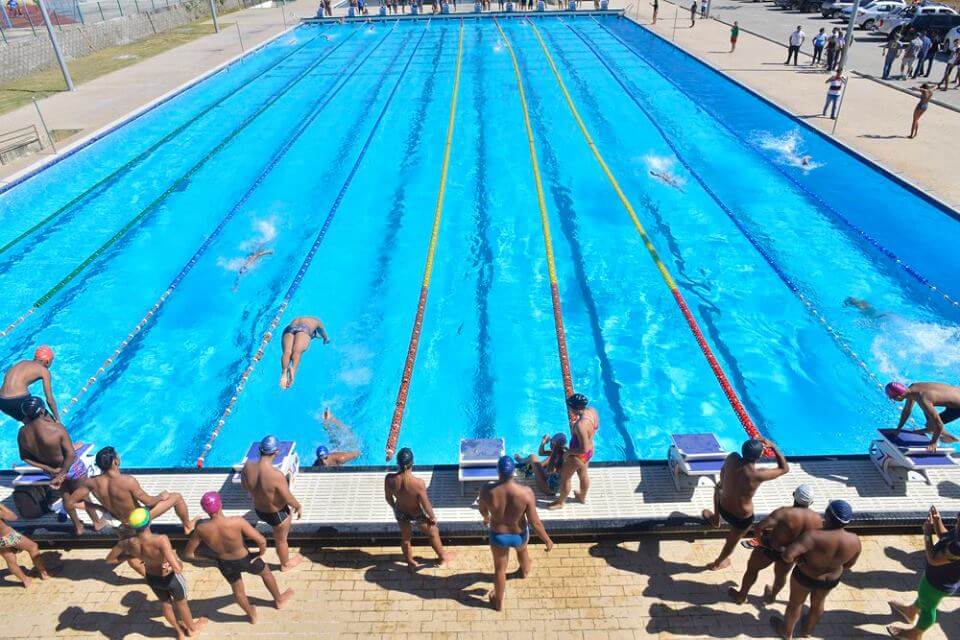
{"left": 822, "top": 71, "right": 846, "bottom": 119}
{"left": 786, "top": 26, "right": 805, "bottom": 66}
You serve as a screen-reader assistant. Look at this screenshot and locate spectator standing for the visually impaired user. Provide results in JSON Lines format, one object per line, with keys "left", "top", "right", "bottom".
{"left": 939, "top": 42, "right": 960, "bottom": 90}
{"left": 690, "top": 1, "right": 696, "bottom": 27}
{"left": 786, "top": 26, "right": 805, "bottom": 66}
{"left": 920, "top": 35, "right": 938, "bottom": 78}
{"left": 835, "top": 31, "right": 847, "bottom": 70}
{"left": 825, "top": 30, "right": 839, "bottom": 71}
{"left": 651, "top": 0, "right": 658, "bottom": 24}
{"left": 882, "top": 35, "right": 902, "bottom": 80}
{"left": 730, "top": 21, "right": 739, "bottom": 53}
{"left": 812, "top": 28, "right": 826, "bottom": 66}
{"left": 901, "top": 32, "right": 922, "bottom": 78}
{"left": 914, "top": 31, "right": 932, "bottom": 79}
{"left": 700, "top": 0, "right": 707, "bottom": 17}
{"left": 822, "top": 71, "right": 846, "bottom": 119}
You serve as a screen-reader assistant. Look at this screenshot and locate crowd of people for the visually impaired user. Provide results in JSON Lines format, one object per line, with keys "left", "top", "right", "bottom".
{"left": 3, "top": 342, "right": 960, "bottom": 637}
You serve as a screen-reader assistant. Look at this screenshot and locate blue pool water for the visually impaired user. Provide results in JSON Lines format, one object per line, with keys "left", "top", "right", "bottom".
{"left": 1, "top": 15, "right": 959, "bottom": 468}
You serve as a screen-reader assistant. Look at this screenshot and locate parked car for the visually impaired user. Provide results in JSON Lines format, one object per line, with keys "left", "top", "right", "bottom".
{"left": 944, "top": 24, "right": 960, "bottom": 50}
{"left": 875, "top": 6, "right": 960, "bottom": 39}
{"left": 822, "top": 0, "right": 857, "bottom": 18}
{"left": 842, "top": 0, "right": 905, "bottom": 29}
{"left": 796, "top": 0, "right": 823, "bottom": 11}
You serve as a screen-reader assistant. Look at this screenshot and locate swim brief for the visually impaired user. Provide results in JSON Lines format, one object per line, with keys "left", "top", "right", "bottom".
{"left": 216, "top": 553, "right": 266, "bottom": 584}
{"left": 0, "top": 529, "right": 23, "bottom": 549}
{"left": 0, "top": 394, "right": 31, "bottom": 422}
{"left": 940, "top": 406, "right": 960, "bottom": 425}
{"left": 718, "top": 504, "right": 755, "bottom": 531}
{"left": 283, "top": 323, "right": 320, "bottom": 339}
{"left": 146, "top": 572, "right": 188, "bottom": 602}
{"left": 255, "top": 506, "right": 291, "bottom": 527}
{"left": 792, "top": 565, "right": 841, "bottom": 592}
{"left": 490, "top": 528, "right": 530, "bottom": 549}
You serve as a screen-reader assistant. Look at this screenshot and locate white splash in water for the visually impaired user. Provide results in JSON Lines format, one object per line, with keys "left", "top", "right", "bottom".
{"left": 217, "top": 256, "right": 247, "bottom": 272}
{"left": 240, "top": 217, "right": 278, "bottom": 251}
{"left": 872, "top": 318, "right": 960, "bottom": 379}
{"left": 493, "top": 41, "right": 504, "bottom": 54}
{"left": 755, "top": 130, "right": 822, "bottom": 171}
{"left": 642, "top": 154, "right": 686, "bottom": 190}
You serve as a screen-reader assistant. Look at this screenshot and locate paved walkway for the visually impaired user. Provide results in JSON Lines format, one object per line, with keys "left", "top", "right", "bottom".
{"left": 1, "top": 536, "right": 956, "bottom": 638}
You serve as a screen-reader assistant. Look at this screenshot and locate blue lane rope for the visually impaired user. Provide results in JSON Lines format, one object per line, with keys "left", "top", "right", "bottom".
{"left": 590, "top": 16, "right": 960, "bottom": 313}
{"left": 197, "top": 20, "right": 429, "bottom": 467}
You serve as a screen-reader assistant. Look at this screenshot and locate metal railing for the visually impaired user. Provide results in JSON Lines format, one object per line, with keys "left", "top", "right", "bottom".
{"left": 0, "top": 124, "right": 42, "bottom": 164}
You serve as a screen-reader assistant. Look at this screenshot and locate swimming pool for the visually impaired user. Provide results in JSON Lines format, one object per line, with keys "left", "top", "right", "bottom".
{"left": 1, "top": 14, "right": 958, "bottom": 469}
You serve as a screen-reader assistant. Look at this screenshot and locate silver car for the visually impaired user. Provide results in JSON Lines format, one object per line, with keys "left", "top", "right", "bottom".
{"left": 841, "top": 0, "right": 905, "bottom": 29}
{"left": 875, "top": 4, "right": 958, "bottom": 36}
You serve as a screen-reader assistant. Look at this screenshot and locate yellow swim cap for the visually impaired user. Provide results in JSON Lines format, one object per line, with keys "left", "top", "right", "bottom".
{"left": 128, "top": 507, "right": 151, "bottom": 530}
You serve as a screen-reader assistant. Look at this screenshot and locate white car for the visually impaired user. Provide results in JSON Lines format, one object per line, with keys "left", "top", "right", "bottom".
{"left": 841, "top": 0, "right": 905, "bottom": 29}
{"left": 945, "top": 25, "right": 960, "bottom": 50}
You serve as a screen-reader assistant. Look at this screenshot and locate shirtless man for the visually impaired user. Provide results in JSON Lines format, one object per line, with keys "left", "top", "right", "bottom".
{"left": 886, "top": 381, "right": 960, "bottom": 450}
{"left": 183, "top": 491, "right": 294, "bottom": 624}
{"left": 241, "top": 436, "right": 303, "bottom": 571}
{"left": 279, "top": 316, "right": 329, "bottom": 390}
{"left": 770, "top": 500, "right": 860, "bottom": 639}
{"left": 384, "top": 447, "right": 454, "bottom": 571}
{"left": 108, "top": 509, "right": 206, "bottom": 640}
{"left": 729, "top": 484, "right": 821, "bottom": 605}
{"left": 0, "top": 503, "right": 48, "bottom": 588}
{"left": 232, "top": 245, "right": 274, "bottom": 292}
{"left": 0, "top": 346, "right": 59, "bottom": 423}
{"left": 549, "top": 393, "right": 599, "bottom": 510}
{"left": 702, "top": 437, "right": 790, "bottom": 570}
{"left": 17, "top": 396, "right": 105, "bottom": 534}
{"left": 479, "top": 456, "right": 554, "bottom": 611}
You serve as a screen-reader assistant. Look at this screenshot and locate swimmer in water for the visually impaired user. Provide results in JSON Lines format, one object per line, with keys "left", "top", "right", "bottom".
{"left": 315, "top": 408, "right": 360, "bottom": 467}
{"left": 843, "top": 296, "right": 888, "bottom": 320}
{"left": 232, "top": 245, "right": 274, "bottom": 291}
{"left": 649, "top": 169, "right": 685, "bottom": 192}
{"left": 279, "top": 316, "right": 329, "bottom": 390}
{"left": 801, "top": 155, "right": 812, "bottom": 167}
{"left": 886, "top": 381, "right": 960, "bottom": 451}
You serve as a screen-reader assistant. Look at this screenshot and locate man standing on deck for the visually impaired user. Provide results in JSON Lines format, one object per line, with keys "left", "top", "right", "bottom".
{"left": 0, "top": 346, "right": 59, "bottom": 424}
{"left": 241, "top": 436, "right": 304, "bottom": 571}
{"left": 728, "top": 484, "right": 821, "bottom": 605}
{"left": 479, "top": 456, "right": 554, "bottom": 611}
{"left": 702, "top": 437, "right": 790, "bottom": 570}
{"left": 786, "top": 26, "right": 805, "bottom": 66}
{"left": 887, "top": 381, "right": 960, "bottom": 451}
{"left": 689, "top": 1, "right": 697, "bottom": 27}
{"left": 770, "top": 500, "right": 861, "bottom": 639}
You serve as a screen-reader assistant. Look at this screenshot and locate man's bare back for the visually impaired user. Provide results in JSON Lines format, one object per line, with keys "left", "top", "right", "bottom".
{"left": 242, "top": 460, "right": 294, "bottom": 513}
{"left": 764, "top": 507, "right": 824, "bottom": 550}
{"left": 0, "top": 361, "right": 46, "bottom": 398}
{"left": 481, "top": 480, "right": 535, "bottom": 534}
{"left": 789, "top": 528, "right": 861, "bottom": 582}
{"left": 384, "top": 471, "right": 430, "bottom": 519}
{"left": 17, "top": 414, "right": 72, "bottom": 475}
{"left": 905, "top": 382, "right": 960, "bottom": 409}
{"left": 0, "top": 351, "right": 58, "bottom": 422}
{"left": 193, "top": 516, "right": 258, "bottom": 561}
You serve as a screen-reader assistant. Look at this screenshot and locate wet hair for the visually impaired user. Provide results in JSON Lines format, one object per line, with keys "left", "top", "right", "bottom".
{"left": 566, "top": 393, "right": 589, "bottom": 410}
{"left": 397, "top": 447, "right": 414, "bottom": 470}
{"left": 95, "top": 446, "right": 119, "bottom": 472}
{"left": 741, "top": 439, "right": 765, "bottom": 463}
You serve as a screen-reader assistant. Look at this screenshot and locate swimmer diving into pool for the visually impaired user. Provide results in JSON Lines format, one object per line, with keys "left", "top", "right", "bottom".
{"left": 886, "top": 381, "right": 960, "bottom": 451}
{"left": 279, "top": 316, "right": 329, "bottom": 390}
{"left": 0, "top": 346, "right": 59, "bottom": 424}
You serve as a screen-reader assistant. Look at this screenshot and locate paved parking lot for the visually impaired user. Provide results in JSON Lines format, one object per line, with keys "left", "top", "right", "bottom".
{"left": 653, "top": 0, "right": 960, "bottom": 109}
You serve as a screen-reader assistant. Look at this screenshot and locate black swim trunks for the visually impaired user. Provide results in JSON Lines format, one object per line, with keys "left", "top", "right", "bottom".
{"left": 0, "top": 394, "right": 31, "bottom": 422}
{"left": 393, "top": 507, "right": 430, "bottom": 525}
{"left": 146, "top": 572, "right": 188, "bottom": 602}
{"left": 792, "top": 565, "right": 841, "bottom": 591}
{"left": 255, "top": 506, "right": 291, "bottom": 527}
{"left": 216, "top": 552, "right": 266, "bottom": 583}
{"left": 940, "top": 407, "right": 960, "bottom": 425}
{"left": 718, "top": 504, "right": 755, "bottom": 531}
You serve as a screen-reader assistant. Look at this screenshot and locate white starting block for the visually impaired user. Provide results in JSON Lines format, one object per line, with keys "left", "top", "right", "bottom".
{"left": 666, "top": 433, "right": 729, "bottom": 491}
{"left": 458, "top": 438, "right": 505, "bottom": 496}
{"left": 869, "top": 429, "right": 957, "bottom": 488}
{"left": 233, "top": 441, "right": 300, "bottom": 489}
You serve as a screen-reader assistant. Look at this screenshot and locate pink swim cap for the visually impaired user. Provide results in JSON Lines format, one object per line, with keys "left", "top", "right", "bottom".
{"left": 885, "top": 381, "right": 908, "bottom": 400}
{"left": 200, "top": 491, "right": 222, "bottom": 515}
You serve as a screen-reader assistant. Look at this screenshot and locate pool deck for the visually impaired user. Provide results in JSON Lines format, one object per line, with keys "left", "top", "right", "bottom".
{"left": 5, "top": 456, "right": 960, "bottom": 541}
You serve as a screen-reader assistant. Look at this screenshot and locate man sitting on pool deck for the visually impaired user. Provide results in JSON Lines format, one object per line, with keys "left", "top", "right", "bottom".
{"left": 886, "top": 381, "right": 960, "bottom": 451}
{"left": 479, "top": 456, "right": 554, "bottom": 612}
{"left": 0, "top": 346, "right": 59, "bottom": 424}
{"left": 702, "top": 437, "right": 790, "bottom": 570}
{"left": 183, "top": 491, "right": 294, "bottom": 624}
{"left": 241, "top": 436, "right": 303, "bottom": 571}
{"left": 279, "top": 316, "right": 329, "bottom": 390}
{"left": 17, "top": 396, "right": 105, "bottom": 535}
{"left": 383, "top": 447, "right": 454, "bottom": 571}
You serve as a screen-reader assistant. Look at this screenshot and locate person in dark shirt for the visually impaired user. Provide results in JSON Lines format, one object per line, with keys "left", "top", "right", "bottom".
{"left": 888, "top": 506, "right": 960, "bottom": 639}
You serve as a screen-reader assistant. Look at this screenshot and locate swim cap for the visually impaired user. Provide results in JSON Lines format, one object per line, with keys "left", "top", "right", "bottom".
{"left": 793, "top": 484, "right": 814, "bottom": 508}
{"left": 200, "top": 491, "right": 222, "bottom": 515}
{"left": 885, "top": 381, "right": 908, "bottom": 400}
{"left": 315, "top": 445, "right": 330, "bottom": 460}
{"left": 20, "top": 396, "right": 45, "bottom": 421}
{"left": 128, "top": 507, "right": 151, "bottom": 530}
{"left": 95, "top": 446, "right": 119, "bottom": 471}
{"left": 566, "top": 393, "right": 589, "bottom": 410}
{"left": 551, "top": 433, "right": 567, "bottom": 448}
{"left": 826, "top": 500, "right": 853, "bottom": 527}
{"left": 397, "top": 447, "right": 414, "bottom": 469}
{"left": 498, "top": 455, "right": 515, "bottom": 479}
{"left": 34, "top": 345, "right": 54, "bottom": 363}
{"left": 741, "top": 439, "right": 765, "bottom": 463}
{"left": 259, "top": 435, "right": 279, "bottom": 455}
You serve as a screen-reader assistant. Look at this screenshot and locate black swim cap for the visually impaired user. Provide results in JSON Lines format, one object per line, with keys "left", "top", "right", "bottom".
{"left": 566, "top": 393, "right": 589, "bottom": 410}
{"left": 397, "top": 447, "right": 414, "bottom": 470}
{"left": 741, "top": 439, "right": 764, "bottom": 463}
{"left": 20, "top": 396, "right": 45, "bottom": 421}
{"left": 95, "top": 446, "right": 119, "bottom": 472}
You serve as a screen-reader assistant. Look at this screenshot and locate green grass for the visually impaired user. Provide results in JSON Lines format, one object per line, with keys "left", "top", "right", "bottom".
{"left": 0, "top": 21, "right": 233, "bottom": 116}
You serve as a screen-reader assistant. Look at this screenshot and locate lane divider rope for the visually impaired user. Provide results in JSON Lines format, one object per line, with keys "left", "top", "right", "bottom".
{"left": 0, "top": 25, "right": 333, "bottom": 259}
{"left": 494, "top": 18, "right": 575, "bottom": 410}
{"left": 61, "top": 29, "right": 381, "bottom": 417}
{"left": 198, "top": 20, "right": 423, "bottom": 468}
{"left": 525, "top": 18, "right": 762, "bottom": 440}
{"left": 384, "top": 19, "right": 465, "bottom": 463}
{"left": 0, "top": 28, "right": 363, "bottom": 340}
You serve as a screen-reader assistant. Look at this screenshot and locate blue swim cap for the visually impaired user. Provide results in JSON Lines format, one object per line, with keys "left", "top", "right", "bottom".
{"left": 259, "top": 435, "right": 279, "bottom": 455}
{"left": 826, "top": 500, "right": 853, "bottom": 526}
{"left": 315, "top": 445, "right": 330, "bottom": 460}
{"left": 497, "top": 455, "right": 515, "bottom": 479}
